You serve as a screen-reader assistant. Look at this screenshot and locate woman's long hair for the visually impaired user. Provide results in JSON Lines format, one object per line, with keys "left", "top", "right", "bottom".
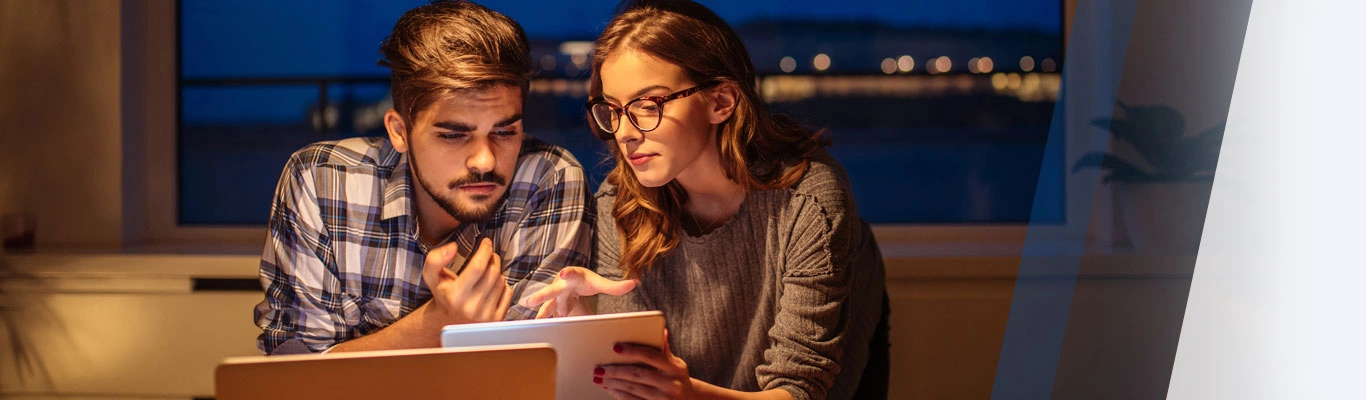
{"left": 590, "top": 0, "right": 829, "bottom": 278}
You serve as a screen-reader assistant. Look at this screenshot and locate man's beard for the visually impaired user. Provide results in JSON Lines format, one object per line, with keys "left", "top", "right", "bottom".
{"left": 408, "top": 147, "right": 509, "bottom": 224}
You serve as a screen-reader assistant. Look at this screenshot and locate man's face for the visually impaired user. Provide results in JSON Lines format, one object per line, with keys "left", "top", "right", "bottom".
{"left": 390, "top": 85, "right": 524, "bottom": 223}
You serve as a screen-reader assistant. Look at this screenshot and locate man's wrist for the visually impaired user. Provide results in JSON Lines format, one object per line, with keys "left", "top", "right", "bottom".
{"left": 410, "top": 301, "right": 441, "bottom": 340}
{"left": 417, "top": 299, "right": 462, "bottom": 331}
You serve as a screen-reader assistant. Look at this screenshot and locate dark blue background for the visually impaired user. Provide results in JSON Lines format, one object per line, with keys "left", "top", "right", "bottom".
{"left": 178, "top": 0, "right": 1065, "bottom": 225}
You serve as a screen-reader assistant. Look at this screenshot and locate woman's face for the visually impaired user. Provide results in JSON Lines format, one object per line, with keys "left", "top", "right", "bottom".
{"left": 598, "top": 49, "right": 717, "bottom": 188}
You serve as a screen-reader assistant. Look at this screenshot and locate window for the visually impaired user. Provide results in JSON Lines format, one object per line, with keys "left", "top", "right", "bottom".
{"left": 179, "top": 0, "right": 1063, "bottom": 225}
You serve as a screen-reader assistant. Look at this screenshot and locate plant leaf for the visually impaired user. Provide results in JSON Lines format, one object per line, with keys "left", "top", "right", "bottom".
{"left": 1190, "top": 122, "right": 1227, "bottom": 152}
{"left": 1091, "top": 118, "right": 1145, "bottom": 152}
{"left": 1072, "top": 152, "right": 1150, "bottom": 179}
{"left": 1171, "top": 122, "right": 1227, "bottom": 173}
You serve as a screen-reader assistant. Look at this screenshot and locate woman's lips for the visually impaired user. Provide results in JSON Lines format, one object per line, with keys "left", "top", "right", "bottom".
{"left": 629, "top": 153, "right": 657, "bottom": 166}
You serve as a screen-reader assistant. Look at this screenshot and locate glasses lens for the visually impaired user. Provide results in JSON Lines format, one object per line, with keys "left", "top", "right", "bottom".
{"left": 590, "top": 103, "right": 619, "bottom": 135}
{"left": 627, "top": 99, "right": 662, "bottom": 132}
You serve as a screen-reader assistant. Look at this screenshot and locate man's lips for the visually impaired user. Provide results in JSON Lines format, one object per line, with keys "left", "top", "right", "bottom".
{"left": 458, "top": 183, "right": 498, "bottom": 195}
{"left": 629, "top": 153, "right": 658, "bottom": 166}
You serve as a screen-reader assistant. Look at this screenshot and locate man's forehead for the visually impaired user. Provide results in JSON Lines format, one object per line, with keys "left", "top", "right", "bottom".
{"left": 442, "top": 85, "right": 523, "bottom": 105}
{"left": 416, "top": 88, "right": 524, "bottom": 123}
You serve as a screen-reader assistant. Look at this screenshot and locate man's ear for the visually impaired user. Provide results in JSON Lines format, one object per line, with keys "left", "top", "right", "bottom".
{"left": 384, "top": 109, "right": 410, "bottom": 153}
{"left": 708, "top": 82, "right": 739, "bottom": 125}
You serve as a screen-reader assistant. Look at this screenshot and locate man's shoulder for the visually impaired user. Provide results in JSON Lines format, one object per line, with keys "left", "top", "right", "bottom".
{"left": 286, "top": 137, "right": 400, "bottom": 172}
{"left": 514, "top": 135, "right": 587, "bottom": 179}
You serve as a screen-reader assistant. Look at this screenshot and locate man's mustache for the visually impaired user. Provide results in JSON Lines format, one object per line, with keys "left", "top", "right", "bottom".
{"left": 447, "top": 171, "right": 506, "bottom": 189}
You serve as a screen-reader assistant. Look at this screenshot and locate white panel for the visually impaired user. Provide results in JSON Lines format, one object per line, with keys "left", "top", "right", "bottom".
{"left": 1168, "top": 1, "right": 1366, "bottom": 399}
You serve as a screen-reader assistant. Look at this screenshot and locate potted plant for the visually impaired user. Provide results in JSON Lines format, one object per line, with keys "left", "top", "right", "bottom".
{"left": 1072, "top": 101, "right": 1225, "bottom": 252}
{"left": 1, "top": 260, "right": 58, "bottom": 390}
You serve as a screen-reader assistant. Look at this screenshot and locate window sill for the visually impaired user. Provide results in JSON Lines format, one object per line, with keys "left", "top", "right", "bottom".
{"left": 2, "top": 233, "right": 1190, "bottom": 285}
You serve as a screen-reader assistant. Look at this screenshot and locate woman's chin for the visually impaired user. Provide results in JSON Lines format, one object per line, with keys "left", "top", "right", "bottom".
{"left": 632, "top": 171, "right": 672, "bottom": 188}
{"left": 637, "top": 177, "right": 670, "bottom": 188}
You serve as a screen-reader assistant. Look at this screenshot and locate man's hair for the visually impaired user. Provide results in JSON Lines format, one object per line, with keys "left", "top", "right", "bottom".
{"left": 379, "top": 0, "right": 533, "bottom": 124}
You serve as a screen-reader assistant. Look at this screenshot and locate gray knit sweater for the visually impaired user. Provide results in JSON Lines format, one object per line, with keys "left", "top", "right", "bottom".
{"left": 593, "top": 150, "right": 887, "bottom": 400}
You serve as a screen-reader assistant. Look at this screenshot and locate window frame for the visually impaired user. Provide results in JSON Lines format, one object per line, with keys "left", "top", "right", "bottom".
{"left": 135, "top": 0, "right": 1089, "bottom": 252}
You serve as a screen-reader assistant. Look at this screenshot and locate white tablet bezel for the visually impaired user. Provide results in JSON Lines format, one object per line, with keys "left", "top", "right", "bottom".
{"left": 441, "top": 311, "right": 666, "bottom": 400}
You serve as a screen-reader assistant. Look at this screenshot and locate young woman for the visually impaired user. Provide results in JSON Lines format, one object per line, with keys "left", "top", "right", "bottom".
{"left": 526, "top": 1, "right": 890, "bottom": 399}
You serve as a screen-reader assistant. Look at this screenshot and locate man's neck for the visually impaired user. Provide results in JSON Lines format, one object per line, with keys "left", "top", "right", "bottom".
{"left": 412, "top": 180, "right": 461, "bottom": 248}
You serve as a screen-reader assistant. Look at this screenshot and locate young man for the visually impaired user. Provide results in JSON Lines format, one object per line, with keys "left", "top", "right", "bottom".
{"left": 253, "top": 0, "right": 592, "bottom": 355}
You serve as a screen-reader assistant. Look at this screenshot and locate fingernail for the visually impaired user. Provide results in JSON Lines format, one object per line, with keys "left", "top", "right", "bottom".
{"left": 559, "top": 269, "right": 569, "bottom": 278}
{"left": 613, "top": 344, "right": 623, "bottom": 353}
{"left": 594, "top": 367, "right": 605, "bottom": 376}
{"left": 593, "top": 376, "right": 603, "bottom": 384}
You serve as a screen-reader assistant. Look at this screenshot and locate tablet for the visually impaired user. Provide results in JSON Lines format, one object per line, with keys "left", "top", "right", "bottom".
{"left": 441, "top": 311, "right": 666, "bottom": 400}
{"left": 215, "top": 344, "right": 556, "bottom": 400}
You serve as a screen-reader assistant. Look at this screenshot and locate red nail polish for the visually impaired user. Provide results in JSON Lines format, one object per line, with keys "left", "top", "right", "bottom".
{"left": 593, "top": 376, "right": 603, "bottom": 384}
{"left": 594, "top": 367, "right": 605, "bottom": 376}
{"left": 613, "top": 344, "right": 623, "bottom": 353}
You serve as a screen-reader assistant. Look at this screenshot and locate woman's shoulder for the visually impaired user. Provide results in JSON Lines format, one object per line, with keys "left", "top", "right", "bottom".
{"left": 787, "top": 148, "right": 855, "bottom": 212}
{"left": 593, "top": 182, "right": 621, "bottom": 236}
{"left": 594, "top": 181, "right": 619, "bottom": 209}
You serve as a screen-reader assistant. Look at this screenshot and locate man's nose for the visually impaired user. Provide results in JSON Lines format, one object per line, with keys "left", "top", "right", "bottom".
{"left": 467, "top": 137, "right": 495, "bottom": 174}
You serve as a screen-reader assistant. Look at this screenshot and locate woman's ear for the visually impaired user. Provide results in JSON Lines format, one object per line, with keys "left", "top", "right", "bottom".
{"left": 384, "top": 109, "right": 410, "bottom": 153}
{"left": 708, "top": 82, "right": 739, "bottom": 125}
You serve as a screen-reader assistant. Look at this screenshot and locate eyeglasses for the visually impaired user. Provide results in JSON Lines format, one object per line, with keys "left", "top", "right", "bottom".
{"left": 585, "top": 81, "right": 721, "bottom": 140}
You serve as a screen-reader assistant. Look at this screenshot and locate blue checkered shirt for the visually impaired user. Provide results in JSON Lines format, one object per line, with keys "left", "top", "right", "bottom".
{"left": 254, "top": 136, "right": 593, "bottom": 354}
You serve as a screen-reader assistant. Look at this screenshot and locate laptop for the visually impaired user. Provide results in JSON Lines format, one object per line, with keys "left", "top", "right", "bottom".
{"left": 215, "top": 344, "right": 556, "bottom": 400}
{"left": 441, "top": 311, "right": 666, "bottom": 400}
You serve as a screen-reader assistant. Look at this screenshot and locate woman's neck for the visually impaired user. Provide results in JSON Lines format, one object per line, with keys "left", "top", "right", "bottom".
{"left": 675, "top": 145, "right": 744, "bottom": 234}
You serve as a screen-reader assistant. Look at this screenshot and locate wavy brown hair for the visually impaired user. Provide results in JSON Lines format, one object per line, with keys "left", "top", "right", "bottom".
{"left": 590, "top": 0, "right": 829, "bottom": 278}
{"left": 378, "top": 0, "right": 533, "bottom": 123}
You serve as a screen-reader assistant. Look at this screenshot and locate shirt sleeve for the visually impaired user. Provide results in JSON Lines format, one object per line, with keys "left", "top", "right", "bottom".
{"left": 756, "top": 194, "right": 858, "bottom": 400}
{"left": 501, "top": 164, "right": 595, "bottom": 320}
{"left": 253, "top": 156, "right": 351, "bottom": 355}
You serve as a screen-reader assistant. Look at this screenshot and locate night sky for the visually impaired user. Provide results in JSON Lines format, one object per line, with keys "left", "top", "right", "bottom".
{"left": 486, "top": 0, "right": 1061, "bottom": 36}
{"left": 182, "top": 0, "right": 1060, "bottom": 77}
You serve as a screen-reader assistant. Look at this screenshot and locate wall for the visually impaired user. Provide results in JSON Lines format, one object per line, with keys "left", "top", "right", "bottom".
{"left": 0, "top": 0, "right": 126, "bottom": 249}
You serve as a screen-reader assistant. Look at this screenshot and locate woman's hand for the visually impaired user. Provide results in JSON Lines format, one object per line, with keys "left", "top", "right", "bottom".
{"left": 524, "top": 266, "right": 637, "bottom": 318}
{"left": 595, "top": 331, "right": 697, "bottom": 400}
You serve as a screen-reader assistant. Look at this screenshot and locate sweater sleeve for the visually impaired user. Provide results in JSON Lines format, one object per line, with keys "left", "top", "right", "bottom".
{"left": 755, "top": 190, "right": 859, "bottom": 400}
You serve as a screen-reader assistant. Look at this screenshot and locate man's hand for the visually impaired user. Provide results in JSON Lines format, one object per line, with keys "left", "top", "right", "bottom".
{"left": 423, "top": 238, "right": 513, "bottom": 324}
{"left": 524, "top": 267, "right": 637, "bottom": 318}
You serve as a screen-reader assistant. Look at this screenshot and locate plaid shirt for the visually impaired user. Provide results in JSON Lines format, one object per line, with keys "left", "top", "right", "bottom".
{"left": 254, "top": 136, "right": 592, "bottom": 354}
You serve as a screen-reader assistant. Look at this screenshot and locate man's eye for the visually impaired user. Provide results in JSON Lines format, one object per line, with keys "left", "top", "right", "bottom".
{"left": 492, "top": 130, "right": 519, "bottom": 138}
{"left": 437, "top": 133, "right": 468, "bottom": 140}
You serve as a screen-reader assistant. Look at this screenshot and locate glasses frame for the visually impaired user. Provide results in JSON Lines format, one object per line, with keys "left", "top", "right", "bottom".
{"left": 585, "top": 81, "right": 722, "bottom": 140}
